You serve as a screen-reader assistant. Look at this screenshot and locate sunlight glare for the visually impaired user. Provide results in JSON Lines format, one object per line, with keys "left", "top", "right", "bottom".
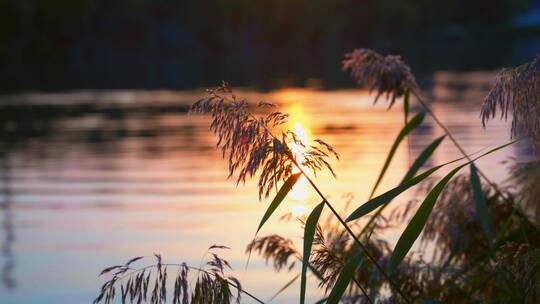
{"left": 289, "top": 122, "right": 310, "bottom": 201}
{"left": 291, "top": 204, "right": 309, "bottom": 217}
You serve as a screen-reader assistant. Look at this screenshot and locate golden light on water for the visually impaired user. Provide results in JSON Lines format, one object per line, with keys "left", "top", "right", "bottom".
{"left": 289, "top": 122, "right": 310, "bottom": 201}
{"left": 271, "top": 94, "right": 333, "bottom": 216}
{"left": 286, "top": 103, "right": 312, "bottom": 215}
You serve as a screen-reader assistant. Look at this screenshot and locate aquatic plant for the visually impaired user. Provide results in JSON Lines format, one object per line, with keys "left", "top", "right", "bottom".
{"left": 481, "top": 55, "right": 540, "bottom": 150}
{"left": 342, "top": 48, "right": 417, "bottom": 106}
{"left": 94, "top": 49, "right": 540, "bottom": 303}
{"left": 93, "top": 246, "right": 263, "bottom": 304}
{"left": 190, "top": 81, "right": 338, "bottom": 199}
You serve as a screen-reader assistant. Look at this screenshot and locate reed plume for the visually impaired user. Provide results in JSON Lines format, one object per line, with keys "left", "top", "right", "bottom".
{"left": 421, "top": 175, "right": 496, "bottom": 263}
{"left": 509, "top": 161, "right": 540, "bottom": 220}
{"left": 342, "top": 49, "right": 417, "bottom": 106}
{"left": 247, "top": 197, "right": 389, "bottom": 298}
{"left": 495, "top": 243, "right": 540, "bottom": 303}
{"left": 190, "top": 81, "right": 338, "bottom": 199}
{"left": 481, "top": 55, "right": 540, "bottom": 150}
{"left": 93, "top": 246, "right": 261, "bottom": 304}
{"left": 245, "top": 234, "right": 298, "bottom": 272}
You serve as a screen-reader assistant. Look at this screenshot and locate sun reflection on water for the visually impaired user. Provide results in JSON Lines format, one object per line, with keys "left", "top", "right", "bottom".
{"left": 286, "top": 103, "right": 312, "bottom": 215}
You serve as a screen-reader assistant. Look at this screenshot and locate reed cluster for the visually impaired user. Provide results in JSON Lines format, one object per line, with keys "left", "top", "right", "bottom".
{"left": 190, "top": 82, "right": 338, "bottom": 199}
{"left": 94, "top": 49, "right": 540, "bottom": 303}
{"left": 94, "top": 246, "right": 255, "bottom": 304}
{"left": 481, "top": 55, "right": 540, "bottom": 150}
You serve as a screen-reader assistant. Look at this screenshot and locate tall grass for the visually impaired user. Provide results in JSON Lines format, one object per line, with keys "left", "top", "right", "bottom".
{"left": 94, "top": 49, "right": 540, "bottom": 303}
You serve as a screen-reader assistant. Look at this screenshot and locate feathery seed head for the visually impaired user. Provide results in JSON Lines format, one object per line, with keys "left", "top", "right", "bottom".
{"left": 481, "top": 55, "right": 540, "bottom": 151}
{"left": 343, "top": 49, "right": 417, "bottom": 106}
{"left": 190, "top": 81, "right": 338, "bottom": 199}
{"left": 94, "top": 249, "right": 242, "bottom": 304}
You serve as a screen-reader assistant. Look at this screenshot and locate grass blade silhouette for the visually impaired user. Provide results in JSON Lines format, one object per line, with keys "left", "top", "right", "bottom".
{"left": 357, "top": 136, "right": 446, "bottom": 237}
{"left": 256, "top": 173, "right": 301, "bottom": 233}
{"left": 327, "top": 245, "right": 365, "bottom": 304}
{"left": 388, "top": 164, "right": 464, "bottom": 274}
{"left": 347, "top": 140, "right": 515, "bottom": 223}
{"left": 470, "top": 164, "right": 493, "bottom": 247}
{"left": 401, "top": 136, "right": 445, "bottom": 183}
{"left": 347, "top": 161, "right": 458, "bottom": 222}
{"left": 368, "top": 112, "right": 425, "bottom": 199}
{"left": 300, "top": 201, "right": 325, "bottom": 304}
{"left": 268, "top": 273, "right": 300, "bottom": 302}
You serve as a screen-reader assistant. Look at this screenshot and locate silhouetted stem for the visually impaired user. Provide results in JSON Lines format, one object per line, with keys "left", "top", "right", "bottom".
{"left": 411, "top": 91, "right": 520, "bottom": 210}
{"left": 354, "top": 278, "right": 374, "bottom": 304}
{"left": 289, "top": 157, "right": 411, "bottom": 304}
{"left": 437, "top": 200, "right": 523, "bottom": 293}
{"left": 358, "top": 201, "right": 390, "bottom": 238}
{"left": 289, "top": 253, "right": 373, "bottom": 303}
{"left": 246, "top": 112, "right": 407, "bottom": 302}
{"left": 359, "top": 91, "right": 523, "bottom": 242}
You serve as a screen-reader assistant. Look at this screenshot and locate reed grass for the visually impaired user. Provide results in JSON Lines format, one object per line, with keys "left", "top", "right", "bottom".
{"left": 94, "top": 247, "right": 263, "bottom": 304}
{"left": 93, "top": 50, "right": 540, "bottom": 303}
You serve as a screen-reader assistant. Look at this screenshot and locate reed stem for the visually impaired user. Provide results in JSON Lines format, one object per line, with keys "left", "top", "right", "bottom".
{"left": 412, "top": 91, "right": 523, "bottom": 217}
{"left": 289, "top": 157, "right": 411, "bottom": 304}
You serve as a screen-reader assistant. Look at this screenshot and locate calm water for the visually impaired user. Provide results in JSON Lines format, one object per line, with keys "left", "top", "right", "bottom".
{"left": 0, "top": 72, "right": 528, "bottom": 303}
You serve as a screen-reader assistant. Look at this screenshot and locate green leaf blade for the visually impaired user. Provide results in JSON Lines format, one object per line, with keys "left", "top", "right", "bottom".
{"left": 388, "top": 164, "right": 465, "bottom": 274}
{"left": 326, "top": 245, "right": 365, "bottom": 304}
{"left": 386, "top": 141, "right": 516, "bottom": 273}
{"left": 256, "top": 173, "right": 302, "bottom": 233}
{"left": 346, "top": 164, "right": 443, "bottom": 222}
{"left": 403, "top": 90, "right": 410, "bottom": 124}
{"left": 300, "top": 201, "right": 325, "bottom": 304}
{"left": 346, "top": 139, "right": 516, "bottom": 223}
{"left": 368, "top": 112, "right": 426, "bottom": 199}
{"left": 401, "top": 136, "right": 445, "bottom": 183}
{"left": 470, "top": 164, "right": 493, "bottom": 247}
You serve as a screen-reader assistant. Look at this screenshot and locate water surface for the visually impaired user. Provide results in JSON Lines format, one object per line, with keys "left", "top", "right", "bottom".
{"left": 0, "top": 72, "right": 526, "bottom": 303}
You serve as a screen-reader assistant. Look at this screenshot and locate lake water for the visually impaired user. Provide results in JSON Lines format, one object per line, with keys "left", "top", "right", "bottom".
{"left": 0, "top": 72, "right": 528, "bottom": 303}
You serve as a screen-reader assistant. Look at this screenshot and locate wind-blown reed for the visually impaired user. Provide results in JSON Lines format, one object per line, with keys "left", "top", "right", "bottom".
{"left": 93, "top": 246, "right": 262, "bottom": 304}
{"left": 481, "top": 55, "right": 540, "bottom": 150}
{"left": 190, "top": 81, "right": 338, "bottom": 199}
{"left": 93, "top": 49, "right": 539, "bottom": 303}
{"left": 342, "top": 48, "right": 417, "bottom": 106}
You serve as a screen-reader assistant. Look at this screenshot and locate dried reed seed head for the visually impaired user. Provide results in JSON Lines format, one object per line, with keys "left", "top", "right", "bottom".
{"left": 311, "top": 225, "right": 351, "bottom": 291}
{"left": 311, "top": 226, "right": 391, "bottom": 294}
{"left": 249, "top": 208, "right": 393, "bottom": 297}
{"left": 495, "top": 243, "right": 540, "bottom": 303}
{"left": 420, "top": 174, "right": 519, "bottom": 264}
{"left": 420, "top": 175, "right": 483, "bottom": 262}
{"left": 190, "top": 81, "right": 339, "bottom": 199}
{"left": 371, "top": 255, "right": 442, "bottom": 303}
{"left": 508, "top": 160, "right": 540, "bottom": 221}
{"left": 94, "top": 250, "right": 242, "bottom": 304}
{"left": 481, "top": 55, "right": 540, "bottom": 151}
{"left": 342, "top": 49, "right": 418, "bottom": 106}
{"left": 245, "top": 234, "right": 298, "bottom": 272}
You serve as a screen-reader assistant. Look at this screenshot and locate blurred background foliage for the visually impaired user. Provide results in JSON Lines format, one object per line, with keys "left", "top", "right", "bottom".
{"left": 0, "top": 0, "right": 536, "bottom": 92}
